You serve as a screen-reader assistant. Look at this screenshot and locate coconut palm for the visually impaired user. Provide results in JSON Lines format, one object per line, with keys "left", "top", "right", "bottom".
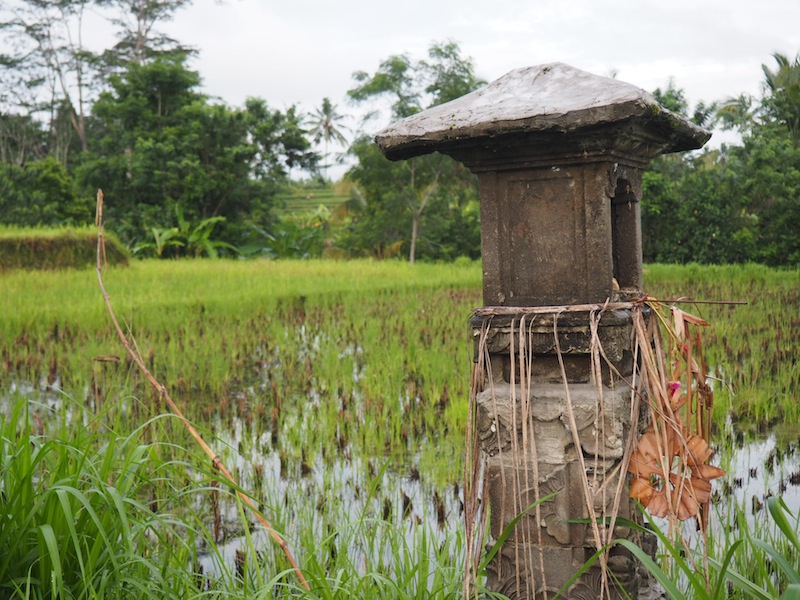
{"left": 762, "top": 52, "right": 800, "bottom": 144}
{"left": 715, "top": 93, "right": 758, "bottom": 133}
{"left": 307, "top": 97, "right": 350, "bottom": 176}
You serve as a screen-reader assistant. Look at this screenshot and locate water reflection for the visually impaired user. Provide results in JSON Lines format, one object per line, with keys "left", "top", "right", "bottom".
{"left": 713, "top": 424, "right": 800, "bottom": 523}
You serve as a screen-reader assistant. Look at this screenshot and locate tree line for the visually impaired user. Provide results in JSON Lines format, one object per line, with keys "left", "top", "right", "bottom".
{"left": 1, "top": 0, "right": 798, "bottom": 265}
{"left": 643, "top": 62, "right": 800, "bottom": 266}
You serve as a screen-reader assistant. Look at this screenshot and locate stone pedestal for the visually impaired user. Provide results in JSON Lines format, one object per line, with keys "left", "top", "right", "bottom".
{"left": 472, "top": 311, "right": 645, "bottom": 598}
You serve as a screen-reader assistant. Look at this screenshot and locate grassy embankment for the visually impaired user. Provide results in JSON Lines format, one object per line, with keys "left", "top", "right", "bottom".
{"left": 0, "top": 225, "right": 129, "bottom": 271}
{"left": 274, "top": 181, "right": 350, "bottom": 216}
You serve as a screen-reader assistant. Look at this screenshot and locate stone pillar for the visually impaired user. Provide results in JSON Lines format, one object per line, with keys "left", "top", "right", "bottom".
{"left": 376, "top": 63, "right": 710, "bottom": 599}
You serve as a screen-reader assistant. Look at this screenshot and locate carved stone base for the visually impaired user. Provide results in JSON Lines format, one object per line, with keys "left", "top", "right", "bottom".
{"left": 485, "top": 543, "right": 640, "bottom": 600}
{"left": 476, "top": 378, "right": 641, "bottom": 598}
{"left": 476, "top": 381, "right": 633, "bottom": 462}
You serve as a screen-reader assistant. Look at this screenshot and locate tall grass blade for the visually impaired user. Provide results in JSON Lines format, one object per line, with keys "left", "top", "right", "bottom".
{"left": 479, "top": 492, "right": 557, "bottom": 571}
{"left": 614, "top": 539, "right": 685, "bottom": 599}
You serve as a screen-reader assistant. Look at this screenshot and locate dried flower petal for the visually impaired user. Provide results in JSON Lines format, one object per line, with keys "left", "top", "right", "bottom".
{"left": 690, "top": 463, "right": 726, "bottom": 481}
{"left": 647, "top": 492, "right": 669, "bottom": 518}
{"left": 685, "top": 435, "right": 713, "bottom": 466}
{"left": 678, "top": 488, "right": 700, "bottom": 519}
{"left": 630, "top": 476, "right": 655, "bottom": 504}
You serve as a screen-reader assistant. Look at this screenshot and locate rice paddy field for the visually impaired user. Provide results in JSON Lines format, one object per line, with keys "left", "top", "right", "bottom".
{"left": 1, "top": 259, "right": 798, "bottom": 598}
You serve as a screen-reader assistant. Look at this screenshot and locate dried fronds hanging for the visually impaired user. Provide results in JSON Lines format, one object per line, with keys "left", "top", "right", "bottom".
{"left": 465, "top": 295, "right": 732, "bottom": 598}
{"left": 628, "top": 303, "right": 725, "bottom": 531}
{"left": 465, "top": 304, "right": 640, "bottom": 599}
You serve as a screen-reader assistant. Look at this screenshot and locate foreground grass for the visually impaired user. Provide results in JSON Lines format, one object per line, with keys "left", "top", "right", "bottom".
{"left": 1, "top": 392, "right": 478, "bottom": 599}
{"left": 0, "top": 394, "right": 200, "bottom": 598}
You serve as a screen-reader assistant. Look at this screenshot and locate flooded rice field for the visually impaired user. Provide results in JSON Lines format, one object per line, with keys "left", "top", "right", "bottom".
{"left": 1, "top": 260, "right": 798, "bottom": 594}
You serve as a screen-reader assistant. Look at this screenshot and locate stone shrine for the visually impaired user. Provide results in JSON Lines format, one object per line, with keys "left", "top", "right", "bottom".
{"left": 376, "top": 63, "right": 710, "bottom": 599}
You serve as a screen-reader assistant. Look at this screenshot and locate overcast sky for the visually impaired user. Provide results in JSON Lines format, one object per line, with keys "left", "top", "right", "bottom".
{"left": 11, "top": 0, "right": 788, "bottom": 178}
{"left": 159, "top": 0, "right": 800, "bottom": 128}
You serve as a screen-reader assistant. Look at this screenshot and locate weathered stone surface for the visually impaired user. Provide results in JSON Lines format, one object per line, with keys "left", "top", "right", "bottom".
{"left": 476, "top": 381, "right": 632, "bottom": 459}
{"left": 473, "top": 159, "right": 653, "bottom": 306}
{"left": 485, "top": 541, "right": 640, "bottom": 599}
{"left": 484, "top": 459, "right": 586, "bottom": 546}
{"left": 377, "top": 64, "right": 709, "bottom": 307}
{"left": 471, "top": 310, "right": 634, "bottom": 362}
{"left": 376, "top": 62, "right": 710, "bottom": 162}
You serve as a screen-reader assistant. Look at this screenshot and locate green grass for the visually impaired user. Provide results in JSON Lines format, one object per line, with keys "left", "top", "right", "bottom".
{"left": 2, "top": 259, "right": 798, "bottom": 598}
{"left": 0, "top": 393, "right": 202, "bottom": 599}
{"left": 607, "top": 496, "right": 800, "bottom": 599}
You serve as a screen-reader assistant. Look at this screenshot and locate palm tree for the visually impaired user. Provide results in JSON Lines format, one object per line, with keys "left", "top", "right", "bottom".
{"left": 762, "top": 52, "right": 800, "bottom": 144}
{"left": 715, "top": 93, "right": 757, "bottom": 133}
{"left": 307, "top": 98, "right": 350, "bottom": 177}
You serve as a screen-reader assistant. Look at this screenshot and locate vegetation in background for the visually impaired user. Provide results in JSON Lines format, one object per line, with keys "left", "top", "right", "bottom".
{"left": 274, "top": 179, "right": 351, "bottom": 216}
{"left": 1, "top": 0, "right": 798, "bottom": 267}
{"left": 306, "top": 98, "right": 351, "bottom": 177}
{"left": 345, "top": 41, "right": 484, "bottom": 263}
{"left": 0, "top": 0, "right": 317, "bottom": 254}
{"left": 76, "top": 59, "right": 317, "bottom": 248}
{"left": 0, "top": 226, "right": 130, "bottom": 270}
{"left": 642, "top": 53, "right": 800, "bottom": 266}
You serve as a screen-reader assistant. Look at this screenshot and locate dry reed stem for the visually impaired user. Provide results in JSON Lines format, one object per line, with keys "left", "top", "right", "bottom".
{"left": 518, "top": 316, "right": 549, "bottom": 597}
{"left": 473, "top": 298, "right": 745, "bottom": 318}
{"left": 628, "top": 301, "right": 722, "bottom": 557}
{"left": 507, "top": 319, "right": 522, "bottom": 597}
{"left": 464, "top": 318, "right": 490, "bottom": 599}
{"left": 553, "top": 312, "right": 611, "bottom": 598}
{"left": 589, "top": 310, "right": 634, "bottom": 550}
{"left": 94, "top": 189, "right": 310, "bottom": 590}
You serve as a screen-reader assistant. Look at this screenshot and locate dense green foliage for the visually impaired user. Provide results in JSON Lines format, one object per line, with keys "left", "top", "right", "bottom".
{"left": 344, "top": 41, "right": 484, "bottom": 263}
{"left": 642, "top": 127, "right": 800, "bottom": 266}
{"left": 642, "top": 55, "right": 800, "bottom": 266}
{"left": 0, "top": 226, "right": 130, "bottom": 270}
{"left": 0, "top": 0, "right": 798, "bottom": 265}
{"left": 0, "top": 1, "right": 317, "bottom": 255}
{"left": 77, "top": 59, "right": 316, "bottom": 246}
{"left": 0, "top": 158, "right": 90, "bottom": 227}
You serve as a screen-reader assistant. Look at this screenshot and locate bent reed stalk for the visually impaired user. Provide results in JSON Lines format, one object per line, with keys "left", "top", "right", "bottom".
{"left": 94, "top": 189, "right": 310, "bottom": 591}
